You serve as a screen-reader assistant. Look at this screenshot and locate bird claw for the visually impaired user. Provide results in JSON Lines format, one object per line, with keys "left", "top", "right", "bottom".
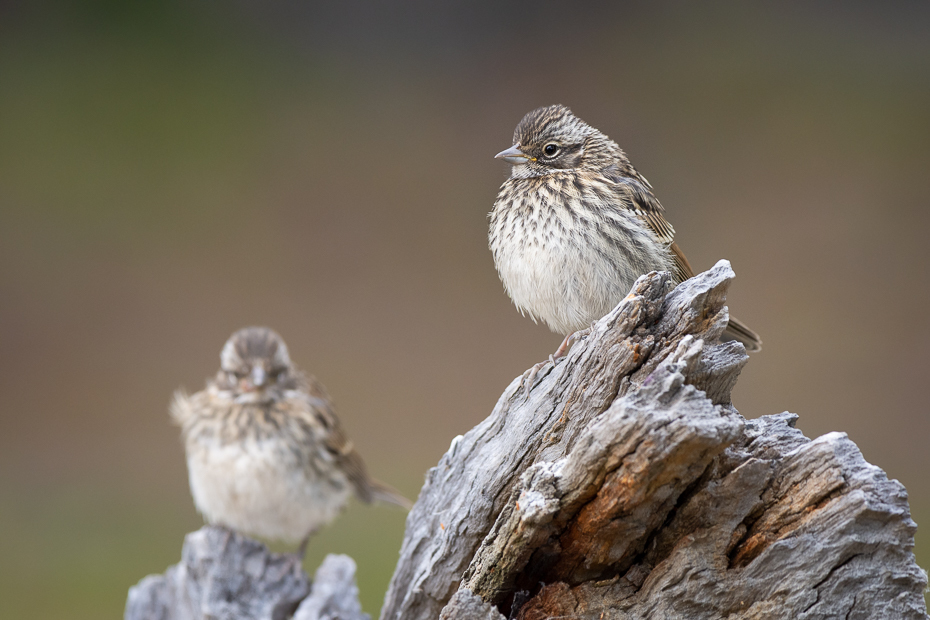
{"left": 520, "top": 360, "right": 550, "bottom": 396}
{"left": 518, "top": 328, "right": 593, "bottom": 398}
{"left": 215, "top": 524, "right": 234, "bottom": 553}
{"left": 553, "top": 327, "right": 592, "bottom": 362}
{"left": 295, "top": 524, "right": 322, "bottom": 560}
{"left": 519, "top": 346, "right": 578, "bottom": 396}
{"left": 296, "top": 535, "right": 311, "bottom": 560}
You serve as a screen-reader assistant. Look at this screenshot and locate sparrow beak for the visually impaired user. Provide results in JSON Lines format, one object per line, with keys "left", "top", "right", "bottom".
{"left": 495, "top": 144, "right": 533, "bottom": 164}
{"left": 250, "top": 366, "right": 266, "bottom": 389}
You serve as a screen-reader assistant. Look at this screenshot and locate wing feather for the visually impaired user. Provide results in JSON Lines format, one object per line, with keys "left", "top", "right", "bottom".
{"left": 602, "top": 165, "right": 695, "bottom": 282}
{"left": 301, "top": 375, "right": 412, "bottom": 509}
{"left": 600, "top": 164, "right": 762, "bottom": 351}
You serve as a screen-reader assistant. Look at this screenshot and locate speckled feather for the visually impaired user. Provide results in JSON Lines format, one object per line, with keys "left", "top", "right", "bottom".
{"left": 489, "top": 105, "right": 761, "bottom": 350}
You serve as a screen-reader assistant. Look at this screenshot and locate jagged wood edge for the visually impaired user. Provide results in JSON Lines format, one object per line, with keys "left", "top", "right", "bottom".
{"left": 124, "top": 526, "right": 370, "bottom": 620}
{"left": 515, "top": 414, "right": 928, "bottom": 620}
{"left": 380, "top": 261, "right": 749, "bottom": 620}
{"left": 382, "top": 260, "right": 928, "bottom": 620}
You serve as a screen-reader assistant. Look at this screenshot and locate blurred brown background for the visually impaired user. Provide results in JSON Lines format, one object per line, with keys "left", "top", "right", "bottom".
{"left": 1, "top": 1, "right": 928, "bottom": 617}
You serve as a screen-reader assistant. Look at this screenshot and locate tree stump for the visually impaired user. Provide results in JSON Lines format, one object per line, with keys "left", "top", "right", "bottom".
{"left": 380, "top": 261, "right": 928, "bottom": 620}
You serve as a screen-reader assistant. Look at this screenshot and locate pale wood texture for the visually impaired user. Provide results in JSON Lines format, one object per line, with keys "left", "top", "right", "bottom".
{"left": 381, "top": 261, "right": 928, "bottom": 620}
{"left": 125, "top": 526, "right": 369, "bottom": 620}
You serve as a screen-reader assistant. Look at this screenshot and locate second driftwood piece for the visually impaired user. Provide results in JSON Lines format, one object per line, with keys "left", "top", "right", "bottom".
{"left": 381, "top": 260, "right": 928, "bottom": 620}
{"left": 125, "top": 526, "right": 370, "bottom": 620}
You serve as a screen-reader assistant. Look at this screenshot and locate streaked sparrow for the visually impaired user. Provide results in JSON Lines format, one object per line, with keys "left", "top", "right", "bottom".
{"left": 489, "top": 105, "right": 761, "bottom": 359}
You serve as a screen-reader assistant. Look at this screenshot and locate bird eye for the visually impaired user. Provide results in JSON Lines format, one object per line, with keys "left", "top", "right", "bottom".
{"left": 543, "top": 143, "right": 560, "bottom": 157}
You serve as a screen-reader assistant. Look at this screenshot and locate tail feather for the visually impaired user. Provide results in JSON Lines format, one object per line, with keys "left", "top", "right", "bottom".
{"left": 364, "top": 479, "right": 414, "bottom": 511}
{"left": 724, "top": 315, "right": 762, "bottom": 352}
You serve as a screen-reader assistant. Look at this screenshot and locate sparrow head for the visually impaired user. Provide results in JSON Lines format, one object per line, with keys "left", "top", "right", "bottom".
{"left": 216, "top": 326, "right": 300, "bottom": 398}
{"left": 495, "top": 105, "right": 623, "bottom": 178}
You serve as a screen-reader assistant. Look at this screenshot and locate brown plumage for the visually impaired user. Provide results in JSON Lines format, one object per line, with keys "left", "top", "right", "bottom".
{"left": 489, "top": 105, "right": 761, "bottom": 352}
{"left": 171, "top": 326, "right": 411, "bottom": 554}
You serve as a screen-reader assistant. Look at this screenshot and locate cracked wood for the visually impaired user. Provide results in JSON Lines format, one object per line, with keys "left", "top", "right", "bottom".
{"left": 381, "top": 261, "right": 928, "bottom": 620}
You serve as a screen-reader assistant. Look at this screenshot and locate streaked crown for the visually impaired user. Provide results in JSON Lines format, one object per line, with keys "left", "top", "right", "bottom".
{"left": 498, "top": 105, "right": 625, "bottom": 178}
{"left": 512, "top": 104, "right": 593, "bottom": 149}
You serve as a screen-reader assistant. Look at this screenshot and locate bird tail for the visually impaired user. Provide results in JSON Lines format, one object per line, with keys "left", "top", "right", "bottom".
{"left": 365, "top": 479, "right": 414, "bottom": 511}
{"left": 724, "top": 316, "right": 762, "bottom": 352}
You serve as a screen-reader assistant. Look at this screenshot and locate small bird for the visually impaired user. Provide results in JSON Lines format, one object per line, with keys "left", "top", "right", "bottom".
{"left": 489, "top": 105, "right": 761, "bottom": 358}
{"left": 171, "top": 326, "right": 411, "bottom": 556}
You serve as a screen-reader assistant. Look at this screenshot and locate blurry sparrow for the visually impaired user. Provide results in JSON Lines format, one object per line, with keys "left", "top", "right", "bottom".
{"left": 171, "top": 326, "right": 411, "bottom": 555}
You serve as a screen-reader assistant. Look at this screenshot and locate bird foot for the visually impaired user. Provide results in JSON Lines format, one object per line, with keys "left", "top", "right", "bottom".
{"left": 519, "top": 327, "right": 592, "bottom": 396}
{"left": 296, "top": 536, "right": 310, "bottom": 560}
{"left": 520, "top": 359, "right": 551, "bottom": 396}
{"left": 214, "top": 524, "right": 234, "bottom": 553}
{"left": 520, "top": 325, "right": 593, "bottom": 396}
{"left": 552, "top": 327, "right": 589, "bottom": 362}
{"left": 295, "top": 526, "right": 321, "bottom": 560}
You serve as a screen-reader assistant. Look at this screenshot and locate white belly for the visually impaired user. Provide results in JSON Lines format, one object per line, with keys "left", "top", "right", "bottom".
{"left": 494, "top": 234, "right": 622, "bottom": 335}
{"left": 490, "top": 188, "right": 670, "bottom": 335}
{"left": 186, "top": 436, "right": 350, "bottom": 543}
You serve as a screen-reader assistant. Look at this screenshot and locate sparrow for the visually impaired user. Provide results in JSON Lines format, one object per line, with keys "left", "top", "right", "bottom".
{"left": 489, "top": 104, "right": 761, "bottom": 359}
{"left": 170, "top": 326, "right": 411, "bottom": 556}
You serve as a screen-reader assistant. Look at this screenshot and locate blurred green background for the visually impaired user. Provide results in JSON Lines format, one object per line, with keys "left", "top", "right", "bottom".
{"left": 1, "top": 1, "right": 928, "bottom": 617}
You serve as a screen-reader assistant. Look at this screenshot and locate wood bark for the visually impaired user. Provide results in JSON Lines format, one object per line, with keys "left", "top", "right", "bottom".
{"left": 380, "top": 261, "right": 928, "bottom": 620}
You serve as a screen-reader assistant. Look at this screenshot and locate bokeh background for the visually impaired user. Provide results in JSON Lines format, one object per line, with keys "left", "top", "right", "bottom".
{"left": 1, "top": 1, "right": 928, "bottom": 617}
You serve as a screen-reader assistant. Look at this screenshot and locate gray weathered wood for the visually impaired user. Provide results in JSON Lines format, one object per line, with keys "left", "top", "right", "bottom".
{"left": 381, "top": 261, "right": 929, "bottom": 620}
{"left": 294, "top": 555, "right": 370, "bottom": 620}
{"left": 438, "top": 590, "right": 506, "bottom": 620}
{"left": 125, "top": 526, "right": 367, "bottom": 620}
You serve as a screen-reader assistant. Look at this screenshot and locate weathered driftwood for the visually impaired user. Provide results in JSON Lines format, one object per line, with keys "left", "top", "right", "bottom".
{"left": 125, "top": 525, "right": 369, "bottom": 620}
{"left": 294, "top": 555, "right": 369, "bottom": 620}
{"left": 381, "top": 261, "right": 928, "bottom": 620}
